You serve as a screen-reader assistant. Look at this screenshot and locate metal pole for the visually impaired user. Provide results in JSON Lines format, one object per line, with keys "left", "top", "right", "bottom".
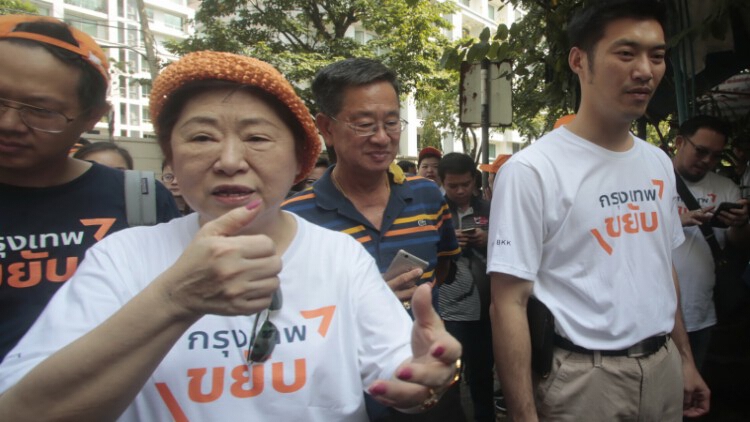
{"left": 481, "top": 59, "right": 490, "bottom": 192}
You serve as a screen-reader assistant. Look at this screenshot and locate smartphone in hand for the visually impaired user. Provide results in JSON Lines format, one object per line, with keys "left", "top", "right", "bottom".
{"left": 710, "top": 202, "right": 742, "bottom": 228}
{"left": 461, "top": 227, "right": 476, "bottom": 234}
{"left": 383, "top": 249, "right": 429, "bottom": 280}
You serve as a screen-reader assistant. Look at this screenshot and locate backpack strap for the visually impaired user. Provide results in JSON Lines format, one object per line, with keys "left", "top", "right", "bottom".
{"left": 674, "top": 170, "right": 724, "bottom": 263}
{"left": 124, "top": 170, "right": 157, "bottom": 226}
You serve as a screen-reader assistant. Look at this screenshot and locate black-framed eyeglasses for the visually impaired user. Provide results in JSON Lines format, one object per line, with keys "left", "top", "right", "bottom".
{"left": 162, "top": 173, "right": 175, "bottom": 183}
{"left": 683, "top": 136, "right": 724, "bottom": 161}
{"left": 328, "top": 115, "right": 407, "bottom": 137}
{"left": 0, "top": 97, "right": 77, "bottom": 134}
{"left": 247, "top": 289, "right": 283, "bottom": 364}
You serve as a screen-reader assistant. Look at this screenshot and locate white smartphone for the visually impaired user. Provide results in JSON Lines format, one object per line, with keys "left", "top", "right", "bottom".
{"left": 383, "top": 249, "right": 429, "bottom": 280}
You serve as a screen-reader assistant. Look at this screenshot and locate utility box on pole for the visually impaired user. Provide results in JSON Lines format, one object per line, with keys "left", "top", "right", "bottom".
{"left": 459, "top": 60, "right": 513, "bottom": 192}
{"left": 460, "top": 61, "right": 513, "bottom": 127}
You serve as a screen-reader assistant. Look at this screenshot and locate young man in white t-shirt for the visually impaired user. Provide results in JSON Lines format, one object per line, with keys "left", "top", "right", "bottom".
{"left": 486, "top": 1, "right": 710, "bottom": 420}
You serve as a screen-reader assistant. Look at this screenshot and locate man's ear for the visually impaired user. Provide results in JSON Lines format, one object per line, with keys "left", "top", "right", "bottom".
{"left": 568, "top": 47, "right": 586, "bottom": 76}
{"left": 674, "top": 135, "right": 686, "bottom": 153}
{"left": 315, "top": 113, "right": 334, "bottom": 148}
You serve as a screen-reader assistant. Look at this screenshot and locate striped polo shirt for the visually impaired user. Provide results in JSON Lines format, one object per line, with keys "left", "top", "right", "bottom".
{"left": 282, "top": 164, "right": 460, "bottom": 285}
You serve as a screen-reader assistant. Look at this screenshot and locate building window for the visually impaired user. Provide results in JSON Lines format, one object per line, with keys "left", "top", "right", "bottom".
{"left": 461, "top": 0, "right": 471, "bottom": 7}
{"left": 119, "top": 103, "right": 127, "bottom": 125}
{"left": 65, "top": 0, "right": 107, "bottom": 14}
{"left": 64, "top": 14, "right": 106, "bottom": 39}
{"left": 129, "top": 104, "right": 140, "bottom": 126}
{"left": 129, "top": 82, "right": 139, "bottom": 99}
{"left": 119, "top": 75, "right": 128, "bottom": 97}
{"left": 163, "top": 13, "right": 184, "bottom": 31}
{"left": 127, "top": 25, "right": 139, "bottom": 47}
{"left": 354, "top": 30, "right": 365, "bottom": 44}
{"left": 488, "top": 6, "right": 495, "bottom": 20}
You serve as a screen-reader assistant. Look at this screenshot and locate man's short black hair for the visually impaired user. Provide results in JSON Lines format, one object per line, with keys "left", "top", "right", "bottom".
{"left": 438, "top": 152, "right": 475, "bottom": 181}
{"left": 567, "top": 0, "right": 667, "bottom": 58}
{"left": 397, "top": 160, "right": 416, "bottom": 174}
{"left": 6, "top": 20, "right": 108, "bottom": 113}
{"left": 678, "top": 115, "right": 731, "bottom": 144}
{"left": 311, "top": 58, "right": 399, "bottom": 117}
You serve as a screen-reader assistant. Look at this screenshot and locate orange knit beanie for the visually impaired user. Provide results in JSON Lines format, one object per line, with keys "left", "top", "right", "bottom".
{"left": 150, "top": 51, "right": 321, "bottom": 183}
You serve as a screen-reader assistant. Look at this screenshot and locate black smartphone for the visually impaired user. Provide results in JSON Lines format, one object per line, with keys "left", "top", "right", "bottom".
{"left": 710, "top": 202, "right": 742, "bottom": 228}
{"left": 461, "top": 227, "right": 476, "bottom": 234}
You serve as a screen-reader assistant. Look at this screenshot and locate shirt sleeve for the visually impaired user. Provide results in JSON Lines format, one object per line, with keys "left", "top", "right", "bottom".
{"left": 487, "top": 160, "right": 545, "bottom": 282}
{"left": 436, "top": 200, "right": 460, "bottom": 260}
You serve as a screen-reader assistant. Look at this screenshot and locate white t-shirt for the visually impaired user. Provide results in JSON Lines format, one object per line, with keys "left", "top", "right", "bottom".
{"left": 674, "top": 171, "right": 740, "bottom": 332}
{"left": 0, "top": 213, "right": 413, "bottom": 422}
{"left": 487, "top": 127, "right": 684, "bottom": 350}
{"left": 740, "top": 165, "right": 750, "bottom": 188}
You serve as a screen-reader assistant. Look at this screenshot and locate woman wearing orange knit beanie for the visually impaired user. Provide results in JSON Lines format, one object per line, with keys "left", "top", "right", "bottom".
{"left": 0, "top": 51, "right": 462, "bottom": 421}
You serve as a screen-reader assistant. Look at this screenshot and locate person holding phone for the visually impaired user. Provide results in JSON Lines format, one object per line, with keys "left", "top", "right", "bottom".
{"left": 672, "top": 115, "right": 750, "bottom": 369}
{"left": 437, "top": 153, "right": 495, "bottom": 422}
{"left": 282, "top": 58, "right": 463, "bottom": 422}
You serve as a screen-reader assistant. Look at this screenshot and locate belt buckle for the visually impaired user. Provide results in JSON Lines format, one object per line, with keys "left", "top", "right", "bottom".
{"left": 626, "top": 342, "right": 648, "bottom": 358}
{"left": 627, "top": 337, "right": 659, "bottom": 358}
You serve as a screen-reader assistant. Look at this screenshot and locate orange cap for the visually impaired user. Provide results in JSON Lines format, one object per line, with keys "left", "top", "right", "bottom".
{"left": 0, "top": 14, "right": 109, "bottom": 83}
{"left": 479, "top": 154, "right": 511, "bottom": 174}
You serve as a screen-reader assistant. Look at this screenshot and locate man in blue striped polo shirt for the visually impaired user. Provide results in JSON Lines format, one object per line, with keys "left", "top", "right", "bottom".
{"left": 283, "top": 58, "right": 463, "bottom": 422}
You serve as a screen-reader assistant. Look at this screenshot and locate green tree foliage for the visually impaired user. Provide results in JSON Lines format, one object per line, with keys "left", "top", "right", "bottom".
{"left": 0, "top": 0, "right": 37, "bottom": 14}
{"left": 169, "top": 0, "right": 459, "bottom": 144}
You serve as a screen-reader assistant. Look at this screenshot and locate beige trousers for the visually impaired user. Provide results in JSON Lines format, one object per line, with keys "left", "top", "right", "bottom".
{"left": 534, "top": 338, "right": 683, "bottom": 422}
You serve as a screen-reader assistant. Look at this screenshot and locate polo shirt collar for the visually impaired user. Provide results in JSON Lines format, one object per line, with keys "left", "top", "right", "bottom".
{"left": 313, "top": 163, "right": 413, "bottom": 212}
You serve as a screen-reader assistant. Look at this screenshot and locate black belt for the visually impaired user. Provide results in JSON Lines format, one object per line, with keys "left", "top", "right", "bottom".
{"left": 554, "top": 334, "right": 668, "bottom": 358}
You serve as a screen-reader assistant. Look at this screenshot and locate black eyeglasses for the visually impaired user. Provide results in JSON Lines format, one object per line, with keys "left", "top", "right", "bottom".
{"left": 328, "top": 115, "right": 407, "bottom": 137}
{"left": 247, "top": 289, "right": 282, "bottom": 364}
{"left": 0, "top": 97, "right": 77, "bottom": 133}
{"left": 683, "top": 136, "right": 724, "bottom": 161}
{"left": 162, "top": 173, "right": 175, "bottom": 183}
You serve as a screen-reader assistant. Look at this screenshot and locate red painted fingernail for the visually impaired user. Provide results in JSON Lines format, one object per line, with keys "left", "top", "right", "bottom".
{"left": 397, "top": 368, "right": 413, "bottom": 380}
{"left": 432, "top": 346, "right": 445, "bottom": 358}
{"left": 369, "top": 384, "right": 387, "bottom": 395}
{"left": 245, "top": 199, "right": 262, "bottom": 210}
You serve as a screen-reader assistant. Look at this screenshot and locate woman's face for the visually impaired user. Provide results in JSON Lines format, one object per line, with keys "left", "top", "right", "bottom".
{"left": 170, "top": 88, "right": 300, "bottom": 230}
